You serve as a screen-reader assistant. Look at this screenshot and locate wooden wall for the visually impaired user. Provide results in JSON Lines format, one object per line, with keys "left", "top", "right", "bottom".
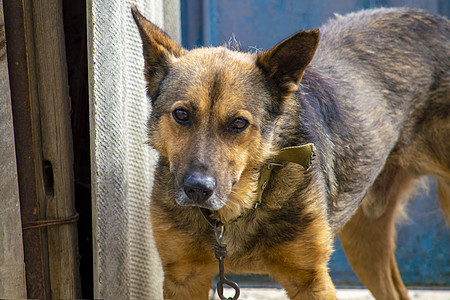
{"left": 3, "top": 0, "right": 80, "bottom": 297}
{"left": 0, "top": 0, "right": 26, "bottom": 296}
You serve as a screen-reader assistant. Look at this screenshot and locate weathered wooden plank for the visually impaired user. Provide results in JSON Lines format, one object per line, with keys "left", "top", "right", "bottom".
{"left": 27, "top": 0, "right": 81, "bottom": 298}
{"left": 3, "top": 0, "right": 48, "bottom": 297}
{"left": 0, "top": 1, "right": 27, "bottom": 297}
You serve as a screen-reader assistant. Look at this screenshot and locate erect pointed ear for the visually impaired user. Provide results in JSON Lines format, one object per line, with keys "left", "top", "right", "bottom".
{"left": 256, "top": 29, "right": 320, "bottom": 98}
{"left": 131, "top": 6, "right": 185, "bottom": 98}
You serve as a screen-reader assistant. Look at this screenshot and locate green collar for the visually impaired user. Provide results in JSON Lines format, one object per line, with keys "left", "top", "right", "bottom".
{"left": 200, "top": 143, "right": 316, "bottom": 225}
{"left": 255, "top": 143, "right": 316, "bottom": 207}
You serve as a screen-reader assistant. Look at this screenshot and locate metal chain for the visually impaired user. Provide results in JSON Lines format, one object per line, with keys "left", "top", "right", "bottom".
{"left": 214, "top": 221, "right": 240, "bottom": 300}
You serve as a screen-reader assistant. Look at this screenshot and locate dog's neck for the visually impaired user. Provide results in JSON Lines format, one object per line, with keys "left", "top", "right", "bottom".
{"left": 255, "top": 143, "right": 316, "bottom": 204}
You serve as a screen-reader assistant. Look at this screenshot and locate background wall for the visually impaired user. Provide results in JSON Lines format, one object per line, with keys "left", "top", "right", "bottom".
{"left": 182, "top": 0, "right": 449, "bottom": 50}
{"left": 180, "top": 0, "right": 450, "bottom": 287}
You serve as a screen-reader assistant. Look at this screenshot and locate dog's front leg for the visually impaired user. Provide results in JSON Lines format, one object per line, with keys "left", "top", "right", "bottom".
{"left": 152, "top": 228, "right": 216, "bottom": 299}
{"left": 264, "top": 220, "right": 336, "bottom": 299}
{"left": 151, "top": 213, "right": 216, "bottom": 299}
{"left": 155, "top": 238, "right": 217, "bottom": 300}
{"left": 272, "top": 267, "right": 336, "bottom": 300}
{"left": 162, "top": 261, "right": 216, "bottom": 300}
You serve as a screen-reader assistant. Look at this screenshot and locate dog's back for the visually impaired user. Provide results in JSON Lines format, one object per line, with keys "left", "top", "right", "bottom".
{"left": 316, "top": 8, "right": 449, "bottom": 123}
{"left": 299, "top": 8, "right": 450, "bottom": 227}
{"left": 304, "top": 8, "right": 450, "bottom": 299}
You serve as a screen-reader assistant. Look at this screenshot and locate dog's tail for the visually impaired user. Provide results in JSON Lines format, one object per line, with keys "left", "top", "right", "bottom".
{"left": 437, "top": 178, "right": 450, "bottom": 226}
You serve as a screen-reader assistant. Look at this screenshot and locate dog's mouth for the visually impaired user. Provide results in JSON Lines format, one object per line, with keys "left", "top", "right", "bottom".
{"left": 175, "top": 190, "right": 226, "bottom": 210}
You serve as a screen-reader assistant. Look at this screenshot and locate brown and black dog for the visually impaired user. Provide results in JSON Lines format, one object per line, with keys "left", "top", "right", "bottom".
{"left": 132, "top": 6, "right": 450, "bottom": 300}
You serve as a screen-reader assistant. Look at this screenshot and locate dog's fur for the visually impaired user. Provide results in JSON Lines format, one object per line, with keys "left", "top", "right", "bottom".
{"left": 132, "top": 7, "right": 450, "bottom": 299}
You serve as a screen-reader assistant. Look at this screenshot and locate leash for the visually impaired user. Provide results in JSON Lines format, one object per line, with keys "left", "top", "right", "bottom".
{"left": 202, "top": 143, "right": 316, "bottom": 300}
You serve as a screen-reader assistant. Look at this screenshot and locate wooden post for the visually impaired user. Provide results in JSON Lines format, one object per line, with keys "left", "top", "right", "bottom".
{"left": 29, "top": 1, "right": 81, "bottom": 297}
{"left": 0, "top": 0, "right": 27, "bottom": 297}
{"left": 4, "top": 0, "right": 81, "bottom": 297}
{"left": 3, "top": 0, "right": 48, "bottom": 297}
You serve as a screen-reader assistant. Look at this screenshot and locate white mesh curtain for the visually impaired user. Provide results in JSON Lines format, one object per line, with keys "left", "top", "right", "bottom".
{"left": 88, "top": 0, "right": 180, "bottom": 298}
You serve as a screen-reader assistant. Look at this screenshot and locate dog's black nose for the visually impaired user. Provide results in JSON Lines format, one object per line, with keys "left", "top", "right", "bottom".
{"left": 183, "top": 172, "right": 216, "bottom": 203}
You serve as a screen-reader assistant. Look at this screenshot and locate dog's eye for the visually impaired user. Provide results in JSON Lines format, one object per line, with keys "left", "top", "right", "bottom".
{"left": 231, "top": 117, "right": 249, "bottom": 132}
{"left": 172, "top": 108, "right": 189, "bottom": 124}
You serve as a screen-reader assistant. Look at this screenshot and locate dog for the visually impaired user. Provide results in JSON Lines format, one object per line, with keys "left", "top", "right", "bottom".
{"left": 132, "top": 6, "right": 450, "bottom": 299}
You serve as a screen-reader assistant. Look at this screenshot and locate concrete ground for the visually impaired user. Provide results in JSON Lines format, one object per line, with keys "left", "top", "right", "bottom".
{"left": 210, "top": 288, "right": 450, "bottom": 300}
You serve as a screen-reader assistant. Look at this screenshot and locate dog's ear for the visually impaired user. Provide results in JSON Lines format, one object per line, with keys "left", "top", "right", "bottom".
{"left": 131, "top": 6, "right": 185, "bottom": 97}
{"left": 256, "top": 29, "right": 320, "bottom": 98}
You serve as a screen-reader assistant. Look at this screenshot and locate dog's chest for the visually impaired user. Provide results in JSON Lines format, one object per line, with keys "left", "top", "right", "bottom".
{"left": 221, "top": 228, "right": 269, "bottom": 273}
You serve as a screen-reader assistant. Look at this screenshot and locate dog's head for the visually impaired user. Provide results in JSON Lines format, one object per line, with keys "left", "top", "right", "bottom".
{"left": 132, "top": 7, "right": 319, "bottom": 220}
